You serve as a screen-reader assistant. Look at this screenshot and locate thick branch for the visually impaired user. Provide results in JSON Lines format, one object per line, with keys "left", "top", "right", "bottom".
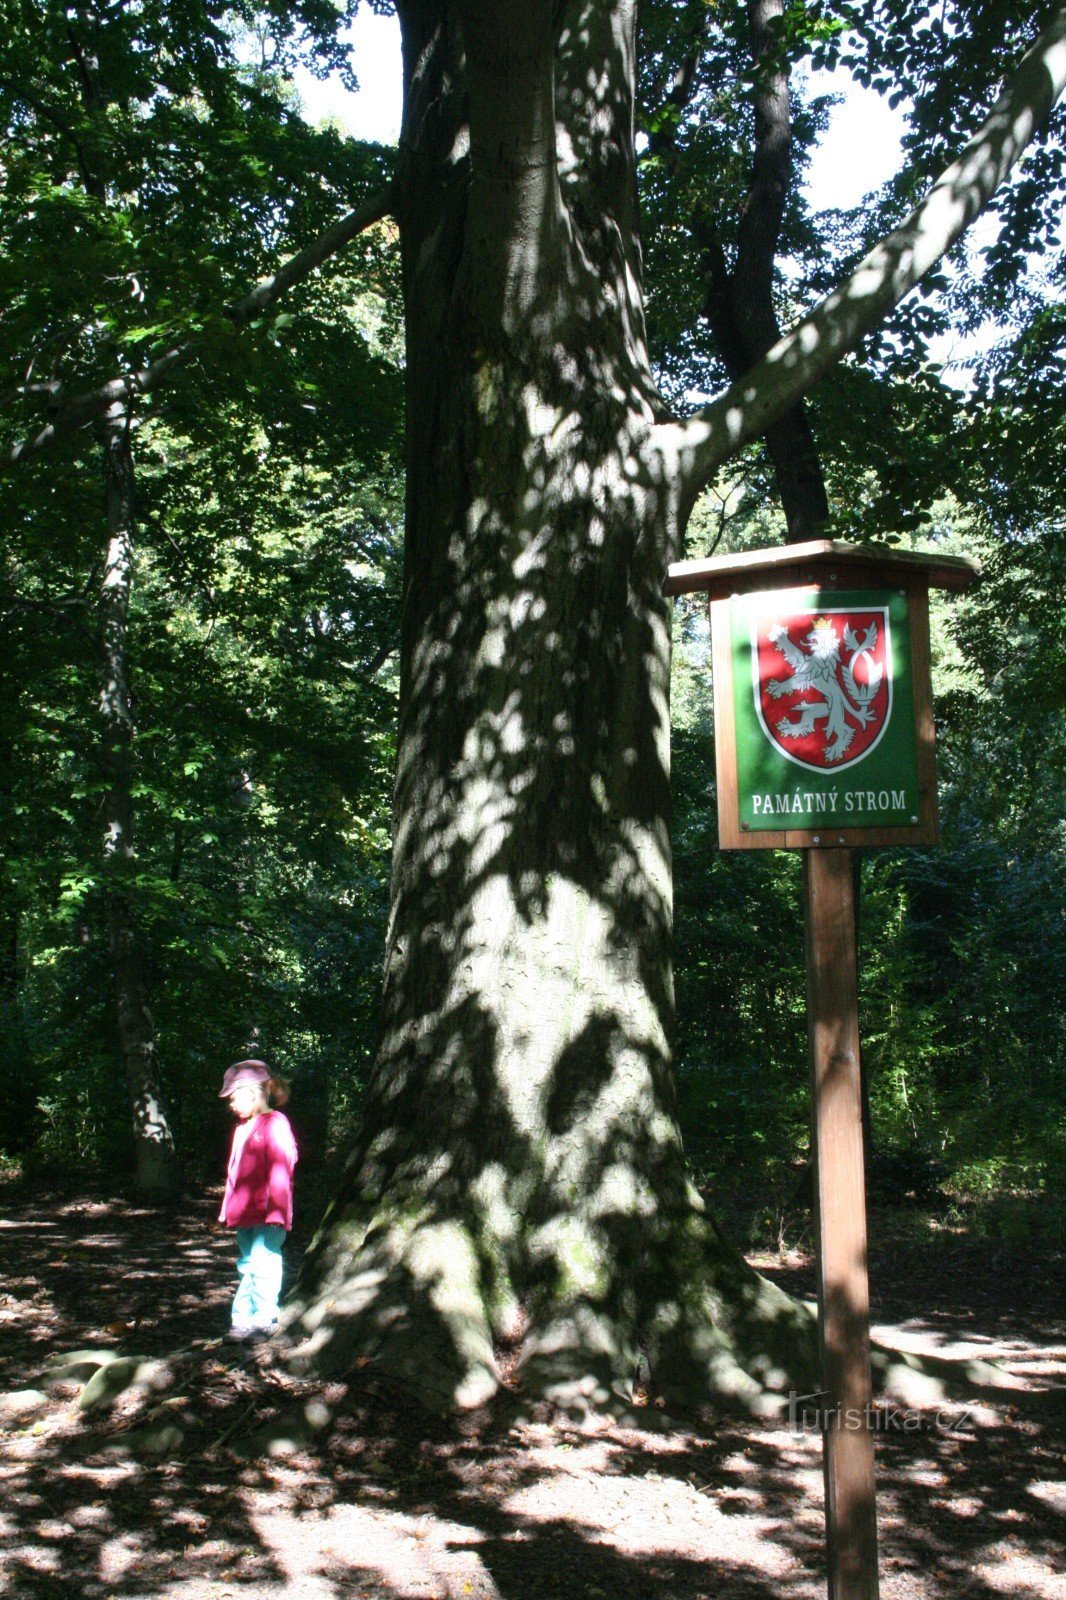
{"left": 237, "top": 185, "right": 394, "bottom": 317}
{"left": 6, "top": 185, "right": 395, "bottom": 466}
{"left": 645, "top": 32, "right": 705, "bottom": 160}
{"left": 660, "top": 5, "right": 1066, "bottom": 506}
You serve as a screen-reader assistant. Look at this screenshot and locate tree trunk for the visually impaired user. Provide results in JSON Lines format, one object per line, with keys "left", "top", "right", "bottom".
{"left": 98, "top": 402, "right": 181, "bottom": 1200}
{"left": 0, "top": 734, "right": 35, "bottom": 1154}
{"left": 702, "top": 0, "right": 830, "bottom": 542}
{"left": 284, "top": 0, "right": 817, "bottom": 1414}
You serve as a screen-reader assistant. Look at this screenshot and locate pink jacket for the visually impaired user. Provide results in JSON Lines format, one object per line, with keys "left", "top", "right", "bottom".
{"left": 219, "top": 1110, "right": 298, "bottom": 1230}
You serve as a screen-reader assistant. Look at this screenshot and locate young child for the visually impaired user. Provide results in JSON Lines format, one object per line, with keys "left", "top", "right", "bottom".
{"left": 218, "top": 1059, "right": 298, "bottom": 1340}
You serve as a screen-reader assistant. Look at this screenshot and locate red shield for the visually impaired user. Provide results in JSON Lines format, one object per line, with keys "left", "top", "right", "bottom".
{"left": 751, "top": 605, "right": 893, "bottom": 771}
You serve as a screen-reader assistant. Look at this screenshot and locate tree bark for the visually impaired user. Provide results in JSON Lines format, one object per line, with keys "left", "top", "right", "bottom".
{"left": 97, "top": 402, "right": 181, "bottom": 1199}
{"left": 260, "top": 2, "right": 1063, "bottom": 1414}
{"left": 284, "top": 0, "right": 817, "bottom": 1414}
{"left": 0, "top": 718, "right": 35, "bottom": 1153}
{"left": 702, "top": 0, "right": 829, "bottom": 541}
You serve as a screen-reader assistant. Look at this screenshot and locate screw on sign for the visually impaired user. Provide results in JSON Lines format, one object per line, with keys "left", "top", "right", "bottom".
{"left": 664, "top": 539, "right": 979, "bottom": 1600}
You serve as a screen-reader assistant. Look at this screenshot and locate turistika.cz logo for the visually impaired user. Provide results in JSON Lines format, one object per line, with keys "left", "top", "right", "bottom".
{"left": 787, "top": 1391, "right": 976, "bottom": 1436}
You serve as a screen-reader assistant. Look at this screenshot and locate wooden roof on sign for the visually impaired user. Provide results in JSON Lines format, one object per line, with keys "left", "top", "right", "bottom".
{"left": 664, "top": 539, "right": 980, "bottom": 600}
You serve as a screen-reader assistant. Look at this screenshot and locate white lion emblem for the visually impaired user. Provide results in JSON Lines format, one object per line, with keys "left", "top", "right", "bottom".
{"left": 766, "top": 616, "right": 883, "bottom": 763}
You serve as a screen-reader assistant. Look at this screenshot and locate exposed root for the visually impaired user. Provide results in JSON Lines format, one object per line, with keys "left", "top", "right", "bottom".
{"left": 278, "top": 1190, "right": 818, "bottom": 1417}
{"left": 277, "top": 1190, "right": 1023, "bottom": 1423}
{"left": 278, "top": 1201, "right": 501, "bottom": 1412}
{"left": 638, "top": 1202, "right": 821, "bottom": 1417}
{"left": 870, "top": 1343, "right": 1016, "bottom": 1406}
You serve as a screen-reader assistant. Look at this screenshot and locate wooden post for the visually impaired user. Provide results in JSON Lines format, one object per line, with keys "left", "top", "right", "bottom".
{"left": 804, "top": 846, "right": 879, "bottom": 1600}
{"left": 663, "top": 540, "right": 979, "bottom": 1600}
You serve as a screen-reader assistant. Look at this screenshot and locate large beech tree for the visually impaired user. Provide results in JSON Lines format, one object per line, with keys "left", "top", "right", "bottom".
{"left": 278, "top": 3, "right": 1066, "bottom": 1412}
{"left": 6, "top": 1, "right": 1065, "bottom": 1409}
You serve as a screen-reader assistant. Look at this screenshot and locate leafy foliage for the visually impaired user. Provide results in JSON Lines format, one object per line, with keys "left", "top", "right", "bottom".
{"left": 0, "top": 0, "right": 402, "bottom": 1179}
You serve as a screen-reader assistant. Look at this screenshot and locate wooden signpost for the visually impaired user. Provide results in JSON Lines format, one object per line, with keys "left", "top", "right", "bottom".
{"left": 665, "top": 539, "right": 978, "bottom": 1600}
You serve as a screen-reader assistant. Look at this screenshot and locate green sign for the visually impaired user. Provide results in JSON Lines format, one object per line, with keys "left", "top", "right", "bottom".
{"left": 730, "top": 587, "right": 920, "bottom": 832}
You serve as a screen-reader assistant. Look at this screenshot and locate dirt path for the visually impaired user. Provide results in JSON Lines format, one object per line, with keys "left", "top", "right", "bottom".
{"left": 0, "top": 1187, "right": 1062, "bottom": 1600}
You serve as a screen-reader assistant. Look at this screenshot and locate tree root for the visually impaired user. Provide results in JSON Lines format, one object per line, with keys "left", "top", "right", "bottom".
{"left": 278, "top": 1199, "right": 502, "bottom": 1411}
{"left": 277, "top": 1190, "right": 1024, "bottom": 1422}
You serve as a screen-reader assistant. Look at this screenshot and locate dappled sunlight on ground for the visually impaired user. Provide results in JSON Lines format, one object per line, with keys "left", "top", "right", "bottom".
{"left": 0, "top": 1187, "right": 1062, "bottom": 1600}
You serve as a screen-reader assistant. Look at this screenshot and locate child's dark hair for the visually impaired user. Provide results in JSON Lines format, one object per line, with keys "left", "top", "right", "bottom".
{"left": 267, "top": 1075, "right": 291, "bottom": 1109}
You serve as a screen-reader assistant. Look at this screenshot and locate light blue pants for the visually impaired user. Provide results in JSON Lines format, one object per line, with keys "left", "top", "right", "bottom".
{"left": 232, "top": 1224, "right": 286, "bottom": 1330}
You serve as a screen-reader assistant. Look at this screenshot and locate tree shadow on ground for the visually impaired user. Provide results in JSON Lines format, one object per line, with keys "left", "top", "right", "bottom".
{"left": 0, "top": 1190, "right": 1062, "bottom": 1600}
{"left": 756, "top": 1209, "right": 1066, "bottom": 1353}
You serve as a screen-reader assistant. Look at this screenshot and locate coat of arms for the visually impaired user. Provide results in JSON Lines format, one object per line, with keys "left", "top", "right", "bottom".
{"left": 752, "top": 608, "right": 893, "bottom": 771}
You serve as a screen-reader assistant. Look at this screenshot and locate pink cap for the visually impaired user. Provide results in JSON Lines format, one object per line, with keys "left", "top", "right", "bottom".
{"left": 219, "top": 1059, "right": 271, "bottom": 1097}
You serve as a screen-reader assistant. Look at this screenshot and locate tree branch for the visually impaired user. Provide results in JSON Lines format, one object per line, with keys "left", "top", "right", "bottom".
{"left": 235, "top": 185, "right": 394, "bottom": 319}
{"left": 5, "top": 184, "right": 395, "bottom": 467}
{"left": 659, "top": 5, "right": 1066, "bottom": 509}
{"left": 645, "top": 33, "right": 705, "bottom": 160}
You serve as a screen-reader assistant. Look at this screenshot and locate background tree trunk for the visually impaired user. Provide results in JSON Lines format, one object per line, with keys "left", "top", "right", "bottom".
{"left": 702, "top": 0, "right": 830, "bottom": 542}
{"left": 97, "top": 402, "right": 181, "bottom": 1200}
{"left": 0, "top": 722, "right": 35, "bottom": 1153}
{"left": 286, "top": 0, "right": 817, "bottom": 1414}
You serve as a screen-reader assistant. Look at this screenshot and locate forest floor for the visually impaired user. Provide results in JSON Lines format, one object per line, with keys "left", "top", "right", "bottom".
{"left": 0, "top": 1179, "right": 1062, "bottom": 1600}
